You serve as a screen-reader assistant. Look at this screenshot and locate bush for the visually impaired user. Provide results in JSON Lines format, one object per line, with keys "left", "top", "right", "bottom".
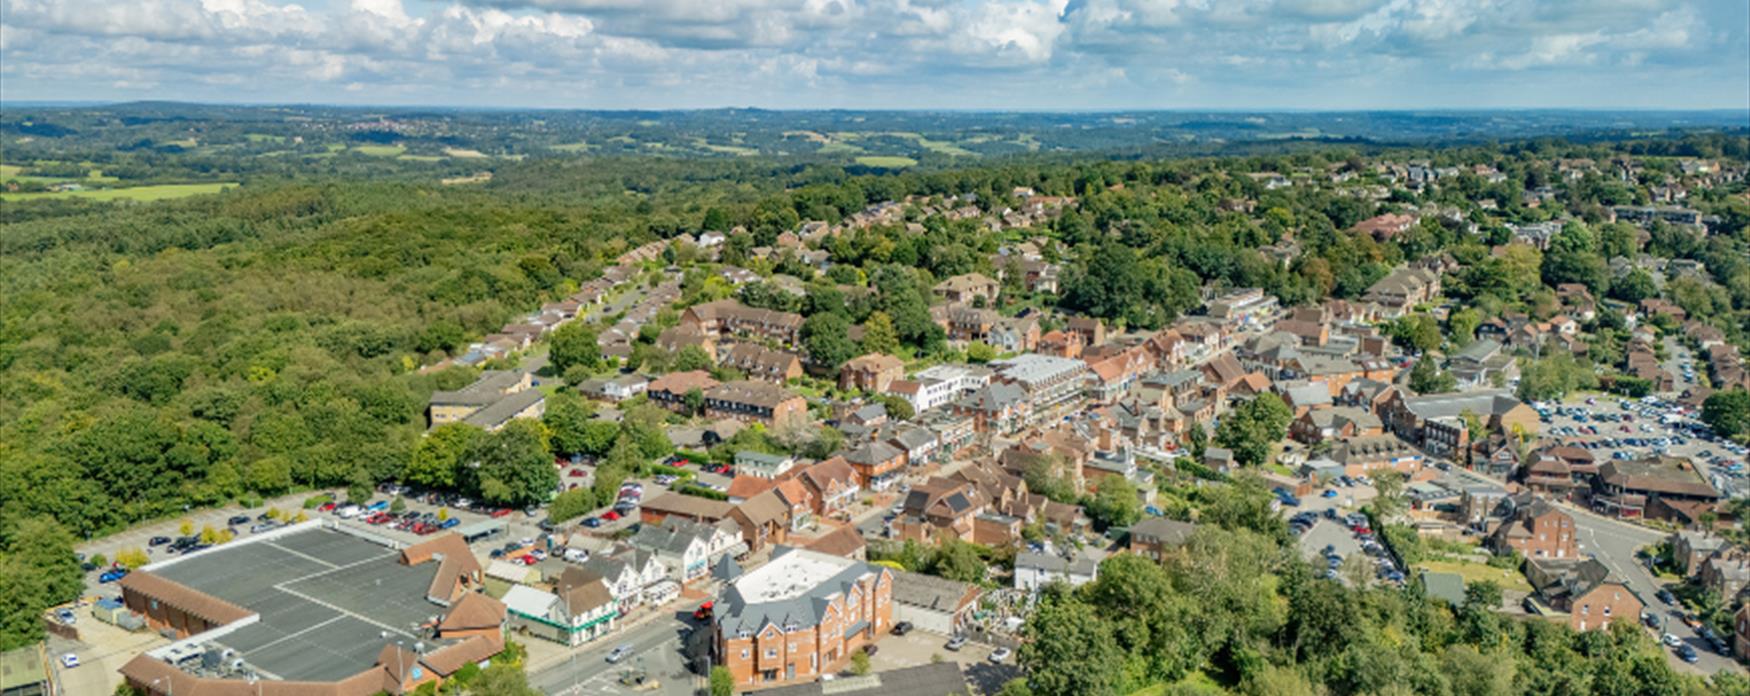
{"left": 548, "top": 488, "right": 596, "bottom": 522}
{"left": 303, "top": 494, "right": 333, "bottom": 509}
{"left": 89, "top": 553, "right": 107, "bottom": 567}
{"left": 116, "top": 548, "right": 150, "bottom": 569}
{"left": 676, "top": 483, "right": 728, "bottom": 501}
{"left": 850, "top": 650, "right": 871, "bottom": 676}
{"left": 710, "top": 666, "right": 735, "bottom": 696}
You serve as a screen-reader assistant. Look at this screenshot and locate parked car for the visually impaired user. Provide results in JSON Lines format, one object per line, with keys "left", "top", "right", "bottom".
{"left": 60, "top": 653, "right": 79, "bottom": 669}
{"left": 148, "top": 536, "right": 171, "bottom": 546}
{"left": 603, "top": 511, "right": 621, "bottom": 522}
{"left": 988, "top": 648, "right": 1012, "bottom": 663}
{"left": 56, "top": 608, "right": 76, "bottom": 625}
{"left": 892, "top": 621, "right": 913, "bottom": 636}
{"left": 98, "top": 568, "right": 129, "bottom": 584}
{"left": 582, "top": 517, "right": 604, "bottom": 528}
{"left": 1677, "top": 644, "right": 1699, "bottom": 663}
{"left": 228, "top": 515, "right": 251, "bottom": 526}
{"left": 945, "top": 635, "right": 968, "bottom": 651}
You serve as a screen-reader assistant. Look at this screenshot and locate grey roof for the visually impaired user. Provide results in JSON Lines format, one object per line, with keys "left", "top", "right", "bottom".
{"left": 1130, "top": 518, "right": 1197, "bottom": 547}
{"left": 1402, "top": 390, "right": 1524, "bottom": 419}
{"left": 757, "top": 662, "right": 970, "bottom": 696}
{"left": 845, "top": 440, "right": 903, "bottom": 466}
{"left": 887, "top": 425, "right": 937, "bottom": 451}
{"left": 460, "top": 388, "right": 544, "bottom": 428}
{"left": 1420, "top": 570, "right": 1466, "bottom": 607}
{"left": 429, "top": 370, "right": 523, "bottom": 407}
{"left": 1284, "top": 382, "right": 1332, "bottom": 407}
{"left": 718, "top": 548, "right": 881, "bottom": 635}
{"left": 959, "top": 382, "right": 1025, "bottom": 412}
{"left": 1450, "top": 338, "right": 1503, "bottom": 364}
{"left": 1016, "top": 549, "right": 1099, "bottom": 576}
{"left": 991, "top": 354, "right": 1088, "bottom": 389}
{"left": 628, "top": 519, "right": 713, "bottom": 556}
{"left": 890, "top": 570, "right": 978, "bottom": 612}
{"left": 712, "top": 553, "right": 742, "bottom": 582}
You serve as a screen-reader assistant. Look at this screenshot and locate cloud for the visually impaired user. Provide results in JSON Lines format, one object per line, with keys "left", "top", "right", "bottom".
{"left": 0, "top": 0, "right": 1743, "bottom": 108}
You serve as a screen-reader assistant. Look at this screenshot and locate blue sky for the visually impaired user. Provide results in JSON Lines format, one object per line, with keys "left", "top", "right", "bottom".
{"left": 2, "top": 0, "right": 1747, "bottom": 110}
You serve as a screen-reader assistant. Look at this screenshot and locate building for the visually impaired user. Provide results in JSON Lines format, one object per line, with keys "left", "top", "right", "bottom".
{"left": 681, "top": 299, "right": 805, "bottom": 346}
{"left": 1329, "top": 435, "right": 1426, "bottom": 478}
{"left": 1486, "top": 497, "right": 1578, "bottom": 560}
{"left": 1204, "top": 288, "right": 1279, "bottom": 330}
{"left": 501, "top": 568, "right": 618, "bottom": 646}
{"left": 844, "top": 440, "right": 909, "bottom": 492}
{"left": 646, "top": 370, "right": 720, "bottom": 413}
{"left": 735, "top": 451, "right": 797, "bottom": 480}
{"left": 1014, "top": 549, "right": 1100, "bottom": 592}
{"left": 1525, "top": 558, "right": 1642, "bottom": 632}
{"left": 427, "top": 370, "right": 537, "bottom": 428}
{"left": 715, "top": 547, "right": 894, "bottom": 689}
{"left": 118, "top": 525, "right": 505, "bottom": 696}
{"left": 990, "top": 354, "right": 1090, "bottom": 426}
{"left": 890, "top": 571, "right": 981, "bottom": 636}
{"left": 840, "top": 353, "right": 906, "bottom": 393}
{"left": 703, "top": 381, "right": 808, "bottom": 427}
{"left": 796, "top": 457, "right": 861, "bottom": 518}
{"left": 1447, "top": 339, "right": 1517, "bottom": 388}
{"left": 578, "top": 374, "right": 649, "bottom": 402}
{"left": 1669, "top": 531, "right": 1729, "bottom": 576}
{"left": 627, "top": 517, "right": 744, "bottom": 583}
{"left": 640, "top": 493, "right": 736, "bottom": 526}
{"left": 1129, "top": 518, "right": 1196, "bottom": 561}
{"left": 1290, "top": 406, "right": 1383, "bottom": 444}
{"left": 1362, "top": 266, "right": 1442, "bottom": 317}
{"left": 933, "top": 273, "right": 1000, "bottom": 305}
{"left": 1736, "top": 604, "right": 1750, "bottom": 661}
{"left": 754, "top": 663, "right": 970, "bottom": 696}
{"left": 1590, "top": 457, "right": 1722, "bottom": 520}
{"left": 1381, "top": 390, "right": 1537, "bottom": 457}
{"left": 718, "top": 343, "right": 805, "bottom": 383}
{"left": 0, "top": 644, "right": 51, "bottom": 696}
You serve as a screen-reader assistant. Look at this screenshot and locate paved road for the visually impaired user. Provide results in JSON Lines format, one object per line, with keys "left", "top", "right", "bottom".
{"left": 530, "top": 609, "right": 700, "bottom": 696}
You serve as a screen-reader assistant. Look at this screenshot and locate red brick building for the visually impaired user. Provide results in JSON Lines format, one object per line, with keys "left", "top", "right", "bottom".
{"left": 715, "top": 548, "right": 893, "bottom": 689}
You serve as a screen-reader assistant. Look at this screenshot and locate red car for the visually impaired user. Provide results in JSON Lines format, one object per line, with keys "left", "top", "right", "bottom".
{"left": 319, "top": 502, "right": 338, "bottom": 512}
{"left": 519, "top": 554, "right": 538, "bottom": 566}
{"left": 602, "top": 511, "right": 621, "bottom": 522}
{"left": 366, "top": 513, "right": 391, "bottom": 525}
{"left": 568, "top": 468, "right": 587, "bottom": 478}
{"left": 491, "top": 508, "right": 512, "bottom": 518}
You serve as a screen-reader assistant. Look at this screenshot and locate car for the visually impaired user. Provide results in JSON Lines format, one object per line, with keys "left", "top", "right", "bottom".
{"left": 56, "top": 608, "right": 76, "bottom": 625}
{"left": 319, "top": 501, "right": 338, "bottom": 512}
{"left": 148, "top": 536, "right": 172, "bottom": 546}
{"left": 603, "top": 511, "right": 621, "bottom": 522}
{"left": 366, "top": 500, "right": 390, "bottom": 512}
{"left": 892, "top": 621, "right": 913, "bottom": 636}
{"left": 1661, "top": 633, "right": 1682, "bottom": 647}
{"left": 582, "top": 517, "right": 604, "bottom": 528}
{"left": 98, "top": 568, "right": 129, "bottom": 583}
{"left": 945, "top": 635, "right": 968, "bottom": 651}
{"left": 861, "top": 644, "right": 879, "bottom": 657}
{"left": 336, "top": 504, "right": 362, "bottom": 519}
{"left": 520, "top": 554, "right": 538, "bottom": 566}
{"left": 1677, "top": 644, "right": 1699, "bottom": 663}
{"left": 439, "top": 517, "right": 461, "bottom": 530}
{"left": 1322, "top": 489, "right": 1338, "bottom": 498}
{"left": 606, "top": 645, "right": 633, "bottom": 663}
{"left": 1656, "top": 588, "right": 1676, "bottom": 605}
{"left": 568, "top": 468, "right": 588, "bottom": 478}
{"left": 228, "top": 515, "right": 251, "bottom": 526}
{"left": 1643, "top": 613, "right": 1662, "bottom": 629}
{"left": 60, "top": 653, "right": 79, "bottom": 669}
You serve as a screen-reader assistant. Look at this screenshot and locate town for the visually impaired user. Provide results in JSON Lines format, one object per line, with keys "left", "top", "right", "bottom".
{"left": 6, "top": 134, "right": 1750, "bottom": 696}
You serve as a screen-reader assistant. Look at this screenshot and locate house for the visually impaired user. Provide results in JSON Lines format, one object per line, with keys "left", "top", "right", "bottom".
{"left": 647, "top": 370, "right": 720, "bottom": 413}
{"left": 1737, "top": 604, "right": 1750, "bottom": 661}
{"left": 886, "top": 424, "right": 941, "bottom": 468}
{"left": 844, "top": 440, "right": 908, "bottom": 491}
{"left": 731, "top": 489, "right": 795, "bottom": 553}
{"left": 714, "top": 547, "right": 893, "bottom": 689}
{"left": 1447, "top": 339, "right": 1517, "bottom": 388}
{"left": 1129, "top": 518, "right": 1196, "bottom": 561}
{"left": 1486, "top": 497, "right": 1578, "bottom": 560}
{"left": 1290, "top": 406, "right": 1383, "bottom": 444}
{"left": 1204, "top": 288, "right": 1279, "bottom": 330}
{"left": 579, "top": 374, "right": 649, "bottom": 402}
{"left": 718, "top": 343, "right": 804, "bottom": 383}
{"left": 1362, "top": 266, "right": 1442, "bottom": 317}
{"left": 703, "top": 381, "right": 809, "bottom": 427}
{"left": 1329, "top": 435, "right": 1426, "bottom": 478}
{"left": 1669, "top": 531, "right": 1729, "bottom": 576}
{"left": 802, "top": 525, "right": 866, "bottom": 560}
{"left": 628, "top": 517, "right": 742, "bottom": 583}
{"left": 502, "top": 569, "right": 618, "bottom": 646}
{"left": 954, "top": 382, "right": 1028, "bottom": 435}
{"left": 796, "top": 457, "right": 861, "bottom": 518}
{"left": 991, "top": 354, "right": 1091, "bottom": 426}
{"left": 681, "top": 299, "right": 805, "bottom": 346}
{"left": 640, "top": 493, "right": 736, "bottom": 527}
{"left": 933, "top": 273, "right": 1001, "bottom": 305}
{"left": 1014, "top": 549, "right": 1100, "bottom": 592}
{"left": 1066, "top": 316, "right": 1106, "bottom": 347}
{"left": 892, "top": 477, "right": 988, "bottom": 543}
{"left": 735, "top": 451, "right": 797, "bottom": 480}
{"left": 1353, "top": 213, "right": 1417, "bottom": 240}
{"left": 890, "top": 571, "right": 981, "bottom": 636}
{"left": 1380, "top": 390, "right": 1538, "bottom": 458}
{"left": 1525, "top": 558, "right": 1642, "bottom": 632}
{"left": 840, "top": 353, "right": 905, "bottom": 393}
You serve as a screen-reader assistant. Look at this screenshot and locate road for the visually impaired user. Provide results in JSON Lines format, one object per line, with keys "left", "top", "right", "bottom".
{"left": 529, "top": 609, "right": 700, "bottom": 696}
{"left": 1442, "top": 463, "right": 1742, "bottom": 676}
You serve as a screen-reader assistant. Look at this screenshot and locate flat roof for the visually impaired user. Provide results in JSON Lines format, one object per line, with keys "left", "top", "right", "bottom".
{"left": 147, "top": 527, "right": 454, "bottom": 682}
{"left": 736, "top": 548, "right": 858, "bottom": 603}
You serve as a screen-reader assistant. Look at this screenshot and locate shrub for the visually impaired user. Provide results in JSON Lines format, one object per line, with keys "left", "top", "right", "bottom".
{"left": 303, "top": 494, "right": 333, "bottom": 509}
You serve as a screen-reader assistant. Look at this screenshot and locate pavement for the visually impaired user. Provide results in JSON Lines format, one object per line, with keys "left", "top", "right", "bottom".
{"left": 528, "top": 604, "right": 703, "bottom": 696}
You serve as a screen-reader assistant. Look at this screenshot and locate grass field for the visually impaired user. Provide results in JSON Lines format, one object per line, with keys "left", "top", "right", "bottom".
{"left": 855, "top": 156, "right": 918, "bottom": 168}
{"left": 398, "top": 154, "right": 444, "bottom": 162}
{"left": 2, "top": 183, "right": 238, "bottom": 202}
{"left": 354, "top": 144, "right": 405, "bottom": 157}
{"left": 1415, "top": 560, "right": 1533, "bottom": 593}
{"left": 552, "top": 142, "right": 590, "bottom": 152}
{"left": 443, "top": 147, "right": 488, "bottom": 159}
{"left": 0, "top": 164, "right": 23, "bottom": 179}
{"left": 816, "top": 141, "right": 863, "bottom": 155}
{"left": 244, "top": 133, "right": 285, "bottom": 143}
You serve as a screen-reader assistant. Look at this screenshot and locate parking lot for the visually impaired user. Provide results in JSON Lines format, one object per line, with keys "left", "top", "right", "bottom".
{"left": 1534, "top": 395, "right": 1747, "bottom": 499}
{"left": 1281, "top": 477, "right": 1400, "bottom": 586}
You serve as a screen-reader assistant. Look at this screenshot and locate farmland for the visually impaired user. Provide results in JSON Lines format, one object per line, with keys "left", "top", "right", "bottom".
{"left": 1, "top": 182, "right": 238, "bottom": 202}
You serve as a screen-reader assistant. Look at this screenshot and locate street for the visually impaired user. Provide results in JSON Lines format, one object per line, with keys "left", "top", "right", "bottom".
{"left": 528, "top": 609, "right": 700, "bottom": 696}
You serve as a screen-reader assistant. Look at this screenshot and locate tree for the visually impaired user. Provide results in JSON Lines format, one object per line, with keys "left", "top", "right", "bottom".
{"left": 548, "top": 488, "right": 596, "bottom": 522}
{"left": 548, "top": 321, "right": 600, "bottom": 376}
{"left": 1702, "top": 390, "right": 1750, "bottom": 441}
{"left": 1516, "top": 353, "right": 1598, "bottom": 403}
{"left": 1390, "top": 314, "right": 1442, "bottom": 354}
{"left": 1610, "top": 268, "right": 1659, "bottom": 303}
{"left": 860, "top": 311, "right": 901, "bottom": 355}
{"left": 1021, "top": 594, "right": 1124, "bottom": 696}
{"left": 709, "top": 666, "right": 735, "bottom": 696}
{"left": 849, "top": 650, "right": 871, "bottom": 676}
{"left": 406, "top": 422, "right": 482, "bottom": 491}
{"left": 1215, "top": 394, "right": 1292, "bottom": 467}
{"left": 672, "top": 345, "right": 714, "bottom": 372}
{"left": 543, "top": 391, "right": 597, "bottom": 455}
{"left": 1186, "top": 423, "right": 1208, "bottom": 461}
{"left": 1371, "top": 470, "right": 1407, "bottom": 520}
{"left": 930, "top": 540, "right": 987, "bottom": 583}
{"left": 683, "top": 388, "right": 706, "bottom": 417}
{"left": 1409, "top": 358, "right": 1458, "bottom": 394}
{"left": 464, "top": 661, "right": 539, "bottom": 696}
{"left": 801, "top": 313, "right": 858, "bottom": 370}
{"left": 469, "top": 419, "right": 559, "bottom": 507}
{"left": 878, "top": 395, "right": 915, "bottom": 421}
{"left": 1448, "top": 308, "right": 1483, "bottom": 347}
{"left": 1086, "top": 477, "right": 1142, "bottom": 530}
{"left": 965, "top": 341, "right": 997, "bottom": 363}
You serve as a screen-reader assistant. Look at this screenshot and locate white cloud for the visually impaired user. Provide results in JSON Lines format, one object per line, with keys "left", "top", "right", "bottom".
{"left": 0, "top": 0, "right": 1742, "bottom": 107}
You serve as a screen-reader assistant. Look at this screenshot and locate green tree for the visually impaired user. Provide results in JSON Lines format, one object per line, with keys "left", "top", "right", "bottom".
{"left": 801, "top": 313, "right": 858, "bottom": 370}
{"left": 849, "top": 650, "right": 871, "bottom": 676}
{"left": 1021, "top": 594, "right": 1124, "bottom": 696}
{"left": 1371, "top": 470, "right": 1407, "bottom": 520}
{"left": 709, "top": 665, "right": 735, "bottom": 696}
{"left": 1086, "top": 477, "right": 1142, "bottom": 530}
{"left": 860, "top": 311, "right": 901, "bottom": 356}
{"left": 1390, "top": 314, "right": 1442, "bottom": 354}
{"left": 1409, "top": 358, "right": 1458, "bottom": 395}
{"left": 672, "top": 345, "right": 715, "bottom": 372}
{"left": 878, "top": 395, "right": 915, "bottom": 421}
{"left": 929, "top": 540, "right": 987, "bottom": 583}
{"left": 1702, "top": 389, "right": 1750, "bottom": 440}
{"left": 1215, "top": 394, "right": 1292, "bottom": 467}
{"left": 406, "top": 422, "right": 482, "bottom": 491}
{"left": 469, "top": 419, "right": 559, "bottom": 507}
{"left": 548, "top": 321, "right": 601, "bottom": 375}
{"left": 542, "top": 390, "right": 597, "bottom": 455}
{"left": 1448, "top": 308, "right": 1483, "bottom": 347}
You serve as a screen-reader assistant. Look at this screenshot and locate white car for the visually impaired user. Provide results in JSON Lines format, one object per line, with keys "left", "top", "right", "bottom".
{"left": 988, "top": 647, "right": 1012, "bottom": 663}
{"left": 336, "top": 504, "right": 362, "bottom": 519}
{"left": 606, "top": 644, "right": 633, "bottom": 663}
{"left": 60, "top": 653, "right": 79, "bottom": 669}
{"left": 1662, "top": 633, "right": 1682, "bottom": 648}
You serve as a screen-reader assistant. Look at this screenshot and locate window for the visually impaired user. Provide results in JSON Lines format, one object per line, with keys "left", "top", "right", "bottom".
{"left": 766, "top": 648, "right": 777, "bottom": 658}
{"left": 1581, "top": 605, "right": 1590, "bottom": 616}
{"left": 741, "top": 649, "right": 750, "bottom": 659}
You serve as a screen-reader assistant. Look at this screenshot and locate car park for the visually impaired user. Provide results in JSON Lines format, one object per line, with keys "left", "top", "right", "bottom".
{"left": 945, "top": 635, "right": 968, "bottom": 651}
{"left": 228, "top": 515, "right": 251, "bottom": 526}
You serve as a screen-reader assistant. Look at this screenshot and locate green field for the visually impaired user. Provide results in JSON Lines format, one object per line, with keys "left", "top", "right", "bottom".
{"left": 552, "top": 142, "right": 590, "bottom": 152}
{"left": 398, "top": 154, "right": 444, "bottom": 162}
{"left": 2, "top": 182, "right": 238, "bottom": 202}
{"left": 0, "top": 164, "right": 23, "bottom": 179}
{"left": 354, "top": 144, "right": 405, "bottom": 157}
{"left": 443, "top": 147, "right": 489, "bottom": 159}
{"left": 855, "top": 156, "right": 917, "bottom": 168}
{"left": 1415, "top": 560, "right": 1532, "bottom": 593}
{"left": 244, "top": 133, "right": 285, "bottom": 143}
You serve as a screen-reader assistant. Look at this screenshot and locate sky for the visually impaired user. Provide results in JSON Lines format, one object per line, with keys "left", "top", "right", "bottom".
{"left": 1, "top": 0, "right": 1747, "bottom": 111}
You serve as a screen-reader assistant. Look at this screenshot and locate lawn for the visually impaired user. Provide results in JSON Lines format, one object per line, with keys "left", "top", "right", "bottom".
{"left": 398, "top": 154, "right": 444, "bottom": 163}
{"left": 353, "top": 144, "right": 405, "bottom": 157}
{"left": 443, "top": 147, "right": 489, "bottom": 159}
{"left": 0, "top": 164, "right": 23, "bottom": 179}
{"left": 244, "top": 133, "right": 285, "bottom": 143}
{"left": 2, "top": 183, "right": 238, "bottom": 202}
{"left": 1415, "top": 560, "right": 1532, "bottom": 593}
{"left": 855, "top": 156, "right": 918, "bottom": 168}
{"left": 551, "top": 142, "right": 590, "bottom": 152}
